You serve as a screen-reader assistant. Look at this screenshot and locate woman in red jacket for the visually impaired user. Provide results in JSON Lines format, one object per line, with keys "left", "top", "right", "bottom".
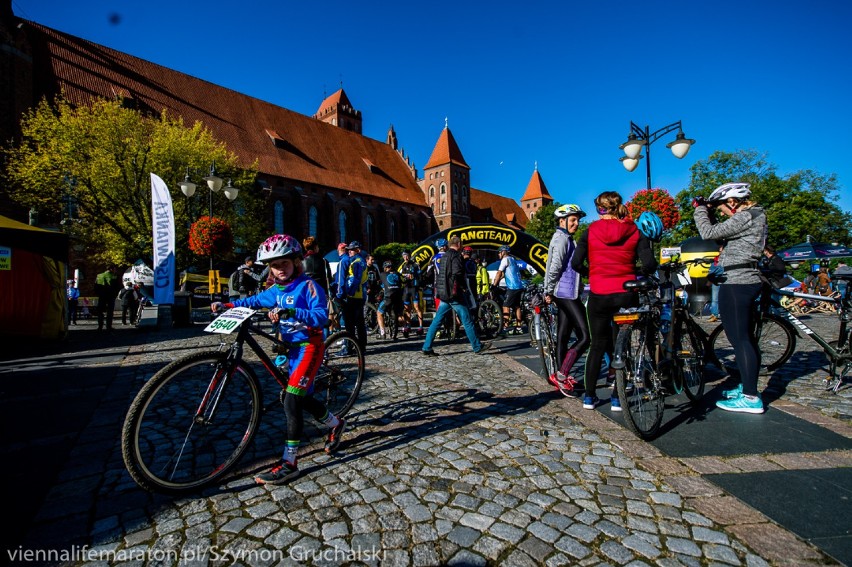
{"left": 572, "top": 191, "right": 657, "bottom": 410}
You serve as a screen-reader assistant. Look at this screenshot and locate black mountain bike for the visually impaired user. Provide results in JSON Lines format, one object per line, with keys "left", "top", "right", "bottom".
{"left": 611, "top": 256, "right": 712, "bottom": 439}
{"left": 121, "top": 308, "right": 364, "bottom": 494}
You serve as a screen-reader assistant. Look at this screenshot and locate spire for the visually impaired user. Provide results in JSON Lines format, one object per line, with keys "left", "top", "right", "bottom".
{"left": 387, "top": 124, "right": 398, "bottom": 149}
{"left": 424, "top": 125, "right": 469, "bottom": 169}
{"left": 521, "top": 168, "right": 553, "bottom": 202}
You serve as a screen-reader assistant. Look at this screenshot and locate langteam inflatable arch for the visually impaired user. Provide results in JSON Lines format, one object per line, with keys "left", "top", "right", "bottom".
{"left": 412, "top": 223, "right": 547, "bottom": 274}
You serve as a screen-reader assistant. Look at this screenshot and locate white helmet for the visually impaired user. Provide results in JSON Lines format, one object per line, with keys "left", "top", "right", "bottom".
{"left": 554, "top": 203, "right": 586, "bottom": 219}
{"left": 709, "top": 182, "right": 751, "bottom": 203}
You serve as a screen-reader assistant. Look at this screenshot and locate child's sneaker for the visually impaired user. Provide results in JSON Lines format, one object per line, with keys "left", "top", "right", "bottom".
{"left": 255, "top": 460, "right": 299, "bottom": 485}
{"left": 721, "top": 383, "right": 743, "bottom": 400}
{"left": 716, "top": 394, "right": 764, "bottom": 414}
{"left": 582, "top": 395, "right": 599, "bottom": 410}
{"left": 324, "top": 418, "right": 347, "bottom": 453}
{"left": 610, "top": 396, "right": 622, "bottom": 412}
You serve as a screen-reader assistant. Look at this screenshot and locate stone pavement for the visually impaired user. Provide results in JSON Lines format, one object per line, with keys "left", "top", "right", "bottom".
{"left": 1, "top": 310, "right": 849, "bottom": 566}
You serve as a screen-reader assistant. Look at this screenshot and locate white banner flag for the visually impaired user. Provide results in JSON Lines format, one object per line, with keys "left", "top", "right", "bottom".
{"left": 151, "top": 173, "right": 175, "bottom": 305}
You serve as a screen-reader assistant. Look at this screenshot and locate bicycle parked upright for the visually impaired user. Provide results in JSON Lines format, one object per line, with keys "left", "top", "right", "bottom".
{"left": 610, "top": 255, "right": 713, "bottom": 439}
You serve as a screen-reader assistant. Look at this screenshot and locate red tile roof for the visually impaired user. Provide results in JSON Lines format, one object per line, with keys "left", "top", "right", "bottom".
{"left": 520, "top": 169, "right": 553, "bottom": 202}
{"left": 24, "top": 23, "right": 427, "bottom": 207}
{"left": 424, "top": 127, "right": 469, "bottom": 169}
{"left": 315, "top": 88, "right": 352, "bottom": 117}
{"left": 470, "top": 188, "right": 528, "bottom": 229}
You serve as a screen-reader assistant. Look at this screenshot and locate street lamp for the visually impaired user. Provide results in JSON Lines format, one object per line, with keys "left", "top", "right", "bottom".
{"left": 619, "top": 121, "right": 695, "bottom": 190}
{"left": 178, "top": 162, "right": 239, "bottom": 299}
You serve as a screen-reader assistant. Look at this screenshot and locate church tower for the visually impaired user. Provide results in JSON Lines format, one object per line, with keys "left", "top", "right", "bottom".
{"left": 313, "top": 88, "right": 362, "bottom": 134}
{"left": 520, "top": 163, "right": 553, "bottom": 219}
{"left": 420, "top": 121, "right": 471, "bottom": 230}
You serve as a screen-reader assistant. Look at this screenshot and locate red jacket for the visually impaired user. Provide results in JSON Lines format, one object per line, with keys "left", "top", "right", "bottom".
{"left": 573, "top": 219, "right": 656, "bottom": 295}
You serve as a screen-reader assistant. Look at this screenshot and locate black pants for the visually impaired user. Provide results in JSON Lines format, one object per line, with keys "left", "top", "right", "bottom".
{"left": 97, "top": 296, "right": 115, "bottom": 330}
{"left": 719, "top": 283, "right": 762, "bottom": 396}
{"left": 552, "top": 297, "right": 590, "bottom": 369}
{"left": 583, "top": 292, "right": 638, "bottom": 393}
{"left": 342, "top": 297, "right": 367, "bottom": 354}
{"left": 284, "top": 392, "right": 328, "bottom": 442}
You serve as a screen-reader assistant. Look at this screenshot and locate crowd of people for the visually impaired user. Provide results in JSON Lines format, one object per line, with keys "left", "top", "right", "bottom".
{"left": 64, "top": 181, "right": 841, "bottom": 485}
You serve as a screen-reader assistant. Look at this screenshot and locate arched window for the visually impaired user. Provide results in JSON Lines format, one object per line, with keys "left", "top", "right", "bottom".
{"left": 308, "top": 206, "right": 318, "bottom": 238}
{"left": 429, "top": 186, "right": 435, "bottom": 198}
{"left": 453, "top": 184, "right": 458, "bottom": 196}
{"left": 462, "top": 185, "right": 467, "bottom": 197}
{"left": 440, "top": 183, "right": 446, "bottom": 195}
{"left": 274, "top": 201, "right": 284, "bottom": 234}
{"left": 338, "top": 210, "right": 347, "bottom": 244}
{"left": 366, "top": 214, "right": 375, "bottom": 251}
{"left": 441, "top": 201, "right": 446, "bottom": 212}
{"left": 389, "top": 219, "right": 397, "bottom": 242}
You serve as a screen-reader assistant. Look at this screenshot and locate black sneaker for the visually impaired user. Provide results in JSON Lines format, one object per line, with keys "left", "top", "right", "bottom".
{"left": 255, "top": 460, "right": 299, "bottom": 485}
{"left": 325, "top": 418, "right": 347, "bottom": 454}
{"left": 422, "top": 349, "right": 438, "bottom": 356}
{"left": 475, "top": 342, "right": 493, "bottom": 355}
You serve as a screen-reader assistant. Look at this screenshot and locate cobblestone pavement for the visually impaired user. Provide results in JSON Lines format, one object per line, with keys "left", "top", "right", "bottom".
{"left": 5, "top": 310, "right": 851, "bottom": 566}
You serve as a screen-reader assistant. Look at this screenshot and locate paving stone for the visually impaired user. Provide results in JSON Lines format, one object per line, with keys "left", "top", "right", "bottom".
{"left": 446, "top": 525, "right": 480, "bottom": 547}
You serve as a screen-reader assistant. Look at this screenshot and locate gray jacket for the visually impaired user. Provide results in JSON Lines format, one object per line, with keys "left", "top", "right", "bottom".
{"left": 544, "top": 228, "right": 581, "bottom": 299}
{"left": 694, "top": 206, "right": 767, "bottom": 285}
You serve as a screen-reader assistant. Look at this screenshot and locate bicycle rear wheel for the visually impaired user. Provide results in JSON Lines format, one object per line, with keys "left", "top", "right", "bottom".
{"left": 364, "top": 303, "right": 379, "bottom": 335}
{"left": 614, "top": 322, "right": 664, "bottom": 440}
{"left": 478, "top": 299, "right": 503, "bottom": 338}
{"left": 709, "top": 312, "right": 795, "bottom": 372}
{"left": 121, "top": 352, "right": 262, "bottom": 494}
{"left": 316, "top": 331, "right": 364, "bottom": 417}
{"left": 675, "top": 318, "right": 706, "bottom": 401}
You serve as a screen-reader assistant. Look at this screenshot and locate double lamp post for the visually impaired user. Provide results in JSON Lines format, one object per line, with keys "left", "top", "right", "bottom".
{"left": 619, "top": 121, "right": 695, "bottom": 189}
{"left": 178, "top": 162, "right": 239, "bottom": 297}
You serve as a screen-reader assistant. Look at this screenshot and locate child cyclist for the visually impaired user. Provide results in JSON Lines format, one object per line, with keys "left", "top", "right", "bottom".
{"left": 211, "top": 234, "right": 346, "bottom": 485}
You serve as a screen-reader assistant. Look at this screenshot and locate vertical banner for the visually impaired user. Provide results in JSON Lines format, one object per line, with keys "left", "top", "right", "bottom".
{"left": 151, "top": 173, "right": 175, "bottom": 305}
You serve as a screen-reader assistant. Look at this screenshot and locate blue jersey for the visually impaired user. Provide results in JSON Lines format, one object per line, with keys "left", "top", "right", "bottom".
{"left": 232, "top": 273, "right": 327, "bottom": 343}
{"left": 498, "top": 256, "right": 527, "bottom": 290}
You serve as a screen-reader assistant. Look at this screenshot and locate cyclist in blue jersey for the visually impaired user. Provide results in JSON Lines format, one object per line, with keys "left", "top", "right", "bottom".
{"left": 211, "top": 234, "right": 346, "bottom": 485}
{"left": 335, "top": 241, "right": 369, "bottom": 353}
{"left": 378, "top": 260, "right": 404, "bottom": 339}
{"left": 399, "top": 250, "right": 424, "bottom": 333}
{"left": 492, "top": 245, "right": 533, "bottom": 334}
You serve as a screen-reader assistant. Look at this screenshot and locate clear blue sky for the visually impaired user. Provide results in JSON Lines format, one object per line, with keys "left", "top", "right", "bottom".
{"left": 12, "top": 0, "right": 852, "bottom": 219}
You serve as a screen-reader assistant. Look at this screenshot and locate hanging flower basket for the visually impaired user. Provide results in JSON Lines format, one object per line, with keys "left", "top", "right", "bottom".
{"left": 627, "top": 188, "right": 680, "bottom": 230}
{"left": 189, "top": 216, "right": 234, "bottom": 257}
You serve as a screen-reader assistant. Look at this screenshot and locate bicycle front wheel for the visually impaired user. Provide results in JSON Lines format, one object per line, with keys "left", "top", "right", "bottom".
{"left": 675, "top": 318, "right": 706, "bottom": 401}
{"left": 614, "top": 322, "right": 664, "bottom": 440}
{"left": 709, "top": 312, "right": 796, "bottom": 372}
{"left": 316, "top": 332, "right": 365, "bottom": 417}
{"left": 364, "top": 303, "right": 379, "bottom": 335}
{"left": 121, "top": 352, "right": 262, "bottom": 494}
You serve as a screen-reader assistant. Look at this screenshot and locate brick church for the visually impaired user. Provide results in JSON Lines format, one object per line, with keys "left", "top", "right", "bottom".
{"left": 0, "top": 4, "right": 555, "bottom": 255}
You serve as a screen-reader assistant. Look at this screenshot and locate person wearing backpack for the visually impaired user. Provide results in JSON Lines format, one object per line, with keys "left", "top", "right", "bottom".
{"left": 119, "top": 280, "right": 140, "bottom": 325}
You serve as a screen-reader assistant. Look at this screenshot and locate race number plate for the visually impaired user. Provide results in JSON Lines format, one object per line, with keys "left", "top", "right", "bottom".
{"left": 204, "top": 307, "right": 256, "bottom": 334}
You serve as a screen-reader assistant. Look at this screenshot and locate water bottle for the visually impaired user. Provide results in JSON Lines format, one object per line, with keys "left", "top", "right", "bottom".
{"left": 660, "top": 303, "right": 672, "bottom": 335}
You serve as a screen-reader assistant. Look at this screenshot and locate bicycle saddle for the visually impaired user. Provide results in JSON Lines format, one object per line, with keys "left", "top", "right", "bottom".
{"left": 623, "top": 279, "right": 658, "bottom": 292}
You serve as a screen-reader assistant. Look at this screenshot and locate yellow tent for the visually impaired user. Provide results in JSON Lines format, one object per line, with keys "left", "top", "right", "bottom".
{"left": 0, "top": 215, "right": 69, "bottom": 339}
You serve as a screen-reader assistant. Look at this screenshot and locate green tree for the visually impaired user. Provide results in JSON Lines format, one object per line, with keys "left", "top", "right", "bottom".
{"left": 2, "top": 95, "right": 265, "bottom": 271}
{"left": 524, "top": 202, "right": 559, "bottom": 245}
{"left": 670, "top": 150, "right": 852, "bottom": 250}
{"left": 372, "top": 242, "right": 419, "bottom": 268}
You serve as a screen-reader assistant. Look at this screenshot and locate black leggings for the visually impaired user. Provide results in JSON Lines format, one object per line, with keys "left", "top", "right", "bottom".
{"left": 284, "top": 393, "right": 328, "bottom": 442}
{"left": 552, "top": 297, "right": 590, "bottom": 368}
{"left": 584, "top": 292, "right": 638, "bottom": 393}
{"left": 718, "top": 283, "right": 762, "bottom": 396}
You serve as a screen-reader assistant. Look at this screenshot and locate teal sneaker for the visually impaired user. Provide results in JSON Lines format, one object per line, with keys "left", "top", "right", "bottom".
{"left": 716, "top": 394, "right": 764, "bottom": 414}
{"left": 721, "top": 383, "right": 743, "bottom": 400}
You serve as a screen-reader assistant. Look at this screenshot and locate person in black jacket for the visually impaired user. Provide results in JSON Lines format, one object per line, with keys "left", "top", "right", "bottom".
{"left": 420, "top": 236, "right": 493, "bottom": 356}
{"left": 301, "top": 236, "right": 332, "bottom": 294}
{"left": 760, "top": 244, "right": 791, "bottom": 288}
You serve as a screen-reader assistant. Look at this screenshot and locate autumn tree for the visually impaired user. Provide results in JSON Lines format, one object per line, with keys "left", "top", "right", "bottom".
{"left": 669, "top": 149, "right": 852, "bottom": 250}
{"left": 2, "top": 95, "right": 266, "bottom": 271}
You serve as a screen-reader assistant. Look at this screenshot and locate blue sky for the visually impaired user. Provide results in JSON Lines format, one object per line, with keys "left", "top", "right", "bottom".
{"left": 12, "top": 0, "right": 852, "bottom": 218}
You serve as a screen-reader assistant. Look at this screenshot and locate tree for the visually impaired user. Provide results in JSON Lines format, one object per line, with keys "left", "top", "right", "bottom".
{"left": 2, "top": 95, "right": 265, "bottom": 271}
{"left": 670, "top": 150, "right": 852, "bottom": 250}
{"left": 524, "top": 202, "right": 560, "bottom": 245}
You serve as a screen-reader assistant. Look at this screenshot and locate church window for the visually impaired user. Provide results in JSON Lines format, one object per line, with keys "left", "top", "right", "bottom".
{"left": 274, "top": 201, "right": 284, "bottom": 233}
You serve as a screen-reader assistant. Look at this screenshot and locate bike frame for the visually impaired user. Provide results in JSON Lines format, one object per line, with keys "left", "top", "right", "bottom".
{"left": 769, "top": 286, "right": 851, "bottom": 389}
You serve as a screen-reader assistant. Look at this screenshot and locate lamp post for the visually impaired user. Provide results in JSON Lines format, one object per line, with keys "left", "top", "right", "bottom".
{"left": 619, "top": 121, "right": 695, "bottom": 190}
{"left": 179, "top": 162, "right": 238, "bottom": 299}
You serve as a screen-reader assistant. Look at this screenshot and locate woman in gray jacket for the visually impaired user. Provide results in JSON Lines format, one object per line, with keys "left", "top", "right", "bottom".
{"left": 543, "top": 204, "right": 590, "bottom": 394}
{"left": 693, "top": 182, "right": 767, "bottom": 414}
